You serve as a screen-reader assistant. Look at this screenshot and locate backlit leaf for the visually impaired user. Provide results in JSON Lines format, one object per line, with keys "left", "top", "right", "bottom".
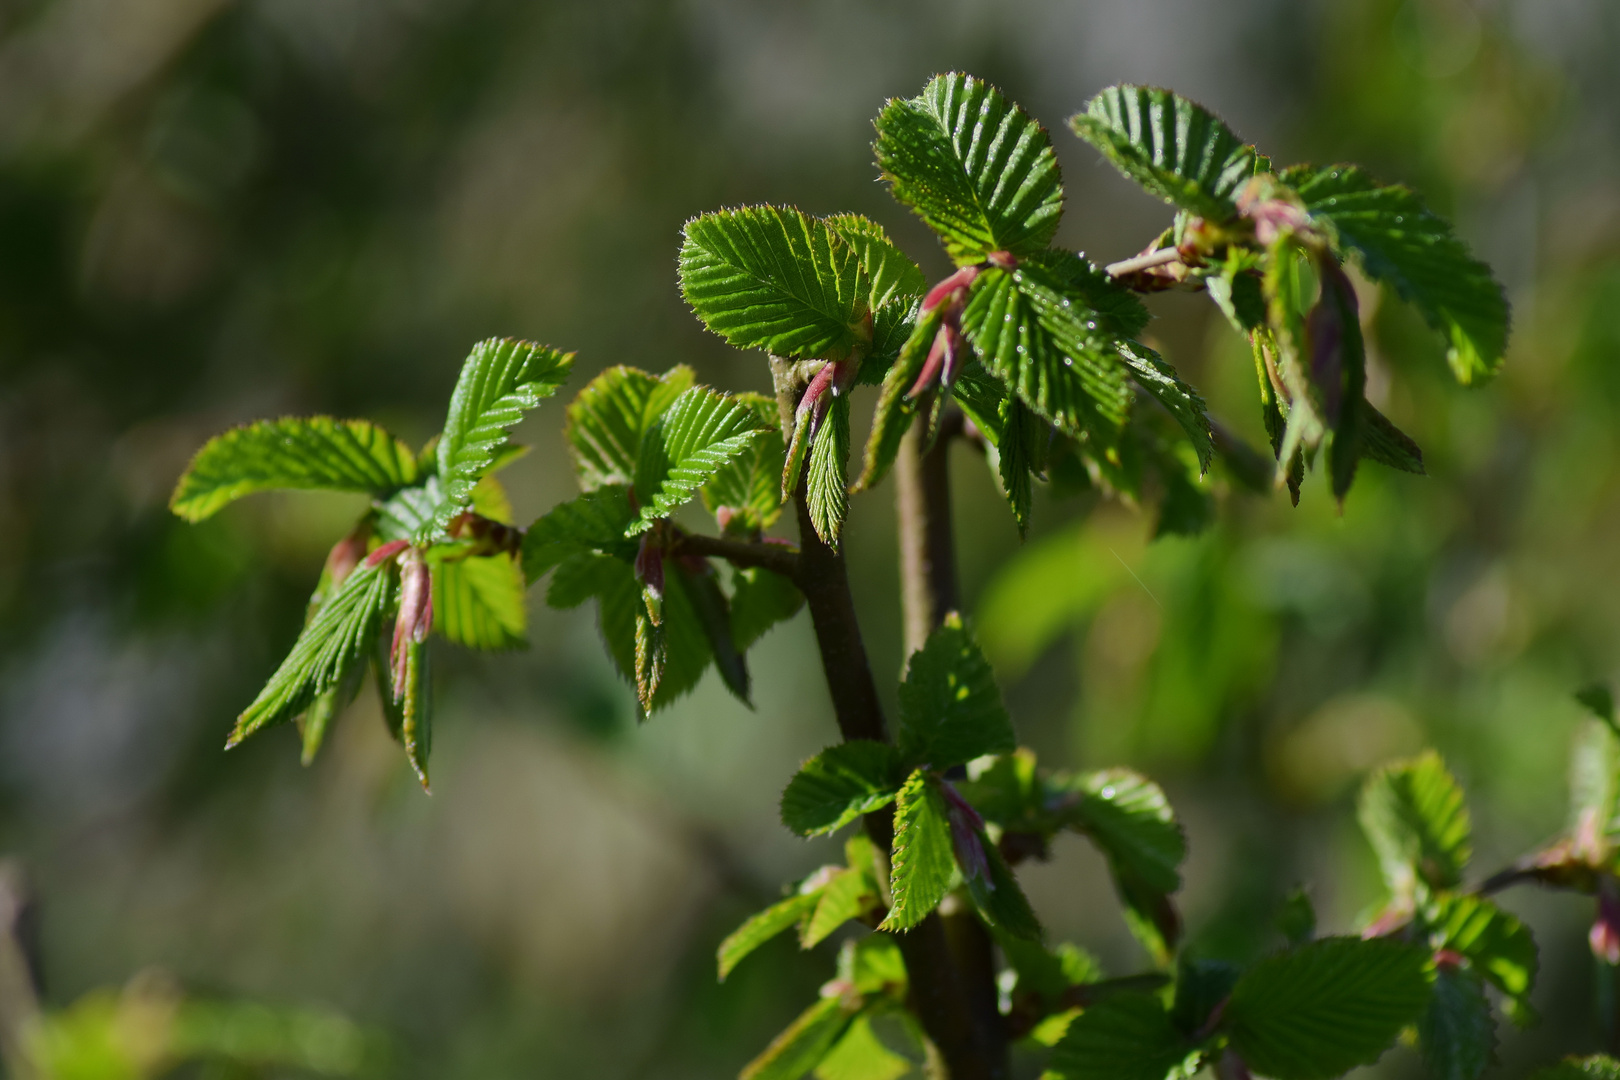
{"left": 565, "top": 365, "right": 695, "bottom": 491}
{"left": 718, "top": 890, "right": 822, "bottom": 980}
{"left": 1359, "top": 750, "right": 1471, "bottom": 897}
{"left": 880, "top": 770, "right": 956, "bottom": 932}
{"left": 896, "top": 613, "right": 1014, "bottom": 770}
{"left": 630, "top": 386, "right": 766, "bottom": 535}
{"left": 781, "top": 741, "right": 907, "bottom": 837}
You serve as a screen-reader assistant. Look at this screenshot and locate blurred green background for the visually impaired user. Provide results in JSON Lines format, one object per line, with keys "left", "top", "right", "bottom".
{"left": 1, "top": 0, "right": 1617, "bottom": 1075}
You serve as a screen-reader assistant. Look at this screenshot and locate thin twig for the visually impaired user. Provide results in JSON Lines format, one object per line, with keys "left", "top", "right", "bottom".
{"left": 669, "top": 530, "right": 800, "bottom": 580}
{"left": 1104, "top": 246, "right": 1183, "bottom": 277}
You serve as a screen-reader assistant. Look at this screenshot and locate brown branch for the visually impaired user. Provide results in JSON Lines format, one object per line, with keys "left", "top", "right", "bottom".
{"left": 668, "top": 530, "right": 800, "bottom": 580}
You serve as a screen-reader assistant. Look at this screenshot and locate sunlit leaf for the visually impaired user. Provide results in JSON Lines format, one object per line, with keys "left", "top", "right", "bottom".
{"left": 896, "top": 613, "right": 1014, "bottom": 770}
{"left": 781, "top": 741, "right": 907, "bottom": 837}
{"left": 880, "top": 770, "right": 956, "bottom": 932}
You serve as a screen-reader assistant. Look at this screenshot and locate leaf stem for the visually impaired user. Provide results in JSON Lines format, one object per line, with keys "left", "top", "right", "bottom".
{"left": 1104, "top": 246, "right": 1183, "bottom": 277}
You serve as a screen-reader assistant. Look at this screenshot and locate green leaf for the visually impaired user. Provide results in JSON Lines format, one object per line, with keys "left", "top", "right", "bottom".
{"left": 1419, "top": 965, "right": 1494, "bottom": 1080}
{"left": 993, "top": 394, "right": 1040, "bottom": 536}
{"left": 781, "top": 741, "right": 907, "bottom": 837}
{"left": 805, "top": 394, "right": 851, "bottom": 547}
{"left": 376, "top": 633, "right": 432, "bottom": 790}
{"left": 1171, "top": 957, "right": 1241, "bottom": 1036}
{"left": 565, "top": 365, "right": 695, "bottom": 491}
{"left": 880, "top": 770, "right": 956, "bottom": 932}
{"left": 521, "top": 486, "right": 637, "bottom": 585}
{"left": 874, "top": 72, "right": 1063, "bottom": 264}
{"left": 1530, "top": 1057, "right": 1620, "bottom": 1080}
{"left": 957, "top": 266, "right": 1132, "bottom": 442}
{"left": 801, "top": 867, "right": 880, "bottom": 950}
{"left": 997, "top": 935, "right": 1102, "bottom": 1007}
{"left": 676, "top": 561, "right": 749, "bottom": 706}
{"left": 730, "top": 566, "right": 804, "bottom": 651}
{"left": 1426, "top": 892, "right": 1536, "bottom": 1012}
{"left": 630, "top": 386, "right": 765, "bottom": 535}
{"left": 958, "top": 748, "right": 1045, "bottom": 833}
{"left": 1225, "top": 936, "right": 1433, "bottom": 1080}
{"left": 1046, "top": 993, "right": 1195, "bottom": 1080}
{"left": 1284, "top": 164, "right": 1509, "bottom": 384}
{"left": 1359, "top": 750, "right": 1471, "bottom": 897}
{"left": 1361, "top": 402, "right": 1426, "bottom": 475}
{"left": 1069, "top": 85, "right": 1260, "bottom": 220}
{"left": 680, "top": 206, "right": 870, "bottom": 360}
{"left": 855, "top": 306, "right": 944, "bottom": 493}
{"left": 1115, "top": 340, "right": 1213, "bottom": 473}
{"left": 1060, "top": 769, "right": 1185, "bottom": 895}
{"left": 433, "top": 554, "right": 526, "bottom": 650}
{"left": 432, "top": 338, "right": 573, "bottom": 537}
{"left": 896, "top": 613, "right": 1014, "bottom": 770}
{"left": 1579, "top": 683, "right": 1619, "bottom": 732}
{"left": 742, "top": 996, "right": 857, "bottom": 1080}
{"left": 824, "top": 213, "right": 927, "bottom": 360}
{"left": 966, "top": 835, "right": 1041, "bottom": 940}
{"left": 813, "top": 1014, "right": 912, "bottom": 1080}
{"left": 296, "top": 647, "right": 366, "bottom": 766}
{"left": 842, "top": 934, "right": 908, "bottom": 996}
{"left": 229, "top": 556, "right": 396, "bottom": 747}
{"left": 702, "top": 392, "right": 788, "bottom": 532}
{"left": 718, "top": 890, "right": 822, "bottom": 980}
{"left": 171, "top": 417, "right": 420, "bottom": 522}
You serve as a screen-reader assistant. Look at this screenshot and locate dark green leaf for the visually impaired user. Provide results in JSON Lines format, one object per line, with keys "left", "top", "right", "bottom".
{"left": 1069, "top": 85, "right": 1261, "bottom": 220}
{"left": 630, "top": 386, "right": 766, "bottom": 535}
{"left": 874, "top": 72, "right": 1063, "bottom": 264}
{"left": 742, "top": 996, "right": 857, "bottom": 1080}
{"left": 433, "top": 338, "right": 573, "bottom": 537}
{"left": 1419, "top": 965, "right": 1495, "bottom": 1080}
{"left": 965, "top": 834, "right": 1041, "bottom": 940}
{"left": 1361, "top": 402, "right": 1426, "bottom": 475}
{"left": 1276, "top": 888, "right": 1316, "bottom": 946}
{"left": 681, "top": 206, "right": 870, "bottom": 360}
{"left": 1426, "top": 892, "right": 1536, "bottom": 1013}
{"left": 1116, "top": 340, "right": 1213, "bottom": 472}
{"left": 781, "top": 742, "right": 907, "bottom": 837}
{"left": 171, "top": 417, "right": 420, "bottom": 522}
{"left": 565, "top": 365, "right": 695, "bottom": 491}
{"left": 1359, "top": 750, "right": 1471, "bottom": 896}
{"left": 1171, "top": 957, "right": 1240, "bottom": 1036}
{"left": 1060, "top": 769, "right": 1185, "bottom": 895}
{"left": 376, "top": 633, "right": 431, "bottom": 791}
{"left": 730, "top": 566, "right": 804, "bottom": 650}
{"left": 521, "top": 486, "right": 637, "bottom": 585}
{"left": 676, "top": 560, "right": 749, "bottom": 706}
{"left": 1578, "top": 683, "right": 1619, "bottom": 731}
{"left": 805, "top": 394, "right": 851, "bottom": 547}
{"left": 880, "top": 770, "right": 956, "bottom": 932}
{"left": 1225, "top": 936, "right": 1433, "bottom": 1080}
{"left": 230, "top": 557, "right": 396, "bottom": 747}
{"left": 718, "top": 890, "right": 822, "bottom": 980}
{"left": 1284, "top": 164, "right": 1509, "bottom": 384}
{"left": 1047, "top": 993, "right": 1195, "bottom": 1080}
{"left": 896, "top": 613, "right": 1014, "bottom": 770}
{"left": 993, "top": 394, "right": 1039, "bottom": 536}
{"left": 997, "top": 935, "right": 1102, "bottom": 1006}
{"left": 1530, "top": 1057, "right": 1620, "bottom": 1080}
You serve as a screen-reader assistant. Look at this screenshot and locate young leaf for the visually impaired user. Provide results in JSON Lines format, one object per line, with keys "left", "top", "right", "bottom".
{"left": 730, "top": 566, "right": 804, "bottom": 650}
{"left": 1225, "top": 936, "right": 1433, "bottom": 1080}
{"left": 630, "top": 386, "right": 766, "bottom": 535}
{"left": 805, "top": 394, "right": 851, "bottom": 547}
{"left": 1359, "top": 750, "right": 1471, "bottom": 897}
{"left": 566, "top": 365, "right": 695, "bottom": 490}
{"left": 1427, "top": 892, "right": 1536, "bottom": 1015}
{"left": 1069, "top": 85, "right": 1261, "bottom": 221}
{"left": 958, "top": 267, "right": 1133, "bottom": 443}
{"left": 994, "top": 394, "right": 1040, "bottom": 535}
{"left": 433, "top": 554, "right": 526, "bottom": 650}
{"left": 880, "top": 770, "right": 956, "bottom": 932}
{"left": 718, "top": 890, "right": 823, "bottom": 980}
{"left": 824, "top": 213, "right": 927, "bottom": 362}
{"left": 377, "top": 634, "right": 431, "bottom": 790}
{"left": 1059, "top": 769, "right": 1185, "bottom": 896}
{"left": 842, "top": 933, "right": 908, "bottom": 996}
{"left": 874, "top": 72, "right": 1064, "bottom": 264}
{"left": 781, "top": 741, "right": 907, "bottom": 837}
{"left": 801, "top": 867, "right": 880, "bottom": 950}
{"left": 1283, "top": 164, "right": 1509, "bottom": 384}
{"left": 965, "top": 835, "right": 1041, "bottom": 941}
{"left": 702, "top": 392, "right": 788, "bottom": 532}
{"left": 812, "top": 1014, "right": 911, "bottom": 1080}
{"left": 855, "top": 304, "right": 946, "bottom": 493}
{"left": 296, "top": 657, "right": 364, "bottom": 767}
{"left": 896, "top": 613, "right": 1015, "bottom": 770}
{"left": 741, "top": 996, "right": 857, "bottom": 1080}
{"left": 680, "top": 206, "right": 870, "bottom": 360}
{"left": 171, "top": 417, "right": 420, "bottom": 522}
{"left": 229, "top": 557, "right": 397, "bottom": 747}
{"left": 432, "top": 338, "right": 573, "bottom": 537}
{"left": 1419, "top": 965, "right": 1495, "bottom": 1080}
{"left": 521, "top": 486, "right": 638, "bottom": 585}
{"left": 675, "top": 561, "right": 750, "bottom": 706}
{"left": 1361, "top": 402, "right": 1426, "bottom": 475}
{"left": 1046, "top": 993, "right": 1196, "bottom": 1080}
{"left": 1115, "top": 340, "right": 1214, "bottom": 473}
{"left": 1530, "top": 1058, "right": 1620, "bottom": 1080}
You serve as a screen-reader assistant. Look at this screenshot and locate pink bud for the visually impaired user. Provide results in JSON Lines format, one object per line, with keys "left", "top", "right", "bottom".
{"left": 1593, "top": 879, "right": 1620, "bottom": 965}
{"left": 941, "top": 780, "right": 990, "bottom": 883}
{"left": 634, "top": 534, "right": 664, "bottom": 622}
{"left": 365, "top": 539, "right": 410, "bottom": 568}
{"left": 908, "top": 328, "right": 949, "bottom": 400}
{"left": 390, "top": 547, "right": 432, "bottom": 699}
{"left": 984, "top": 250, "right": 1017, "bottom": 270}
{"left": 324, "top": 529, "right": 368, "bottom": 589}
{"left": 939, "top": 321, "right": 966, "bottom": 388}
{"left": 920, "top": 265, "right": 982, "bottom": 313}
{"left": 714, "top": 506, "right": 737, "bottom": 533}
